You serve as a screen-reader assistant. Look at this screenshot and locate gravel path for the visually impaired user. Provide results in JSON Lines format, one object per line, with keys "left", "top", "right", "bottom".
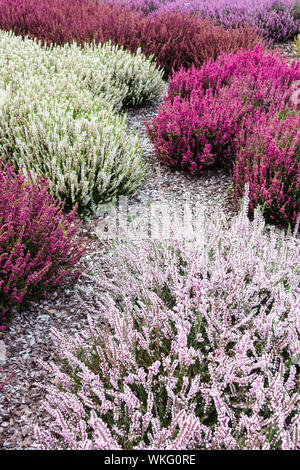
{"left": 0, "top": 40, "right": 299, "bottom": 450}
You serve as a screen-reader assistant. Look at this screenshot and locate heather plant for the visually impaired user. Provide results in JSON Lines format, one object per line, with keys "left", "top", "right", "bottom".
{"left": 0, "top": 161, "right": 86, "bottom": 328}
{"left": 146, "top": 80, "right": 260, "bottom": 173}
{"left": 120, "top": 11, "right": 264, "bottom": 76}
{"left": 295, "top": 29, "right": 300, "bottom": 54}
{"left": 34, "top": 199, "right": 300, "bottom": 449}
{"left": 0, "top": 0, "right": 264, "bottom": 76}
{"left": 0, "top": 0, "right": 137, "bottom": 46}
{"left": 147, "top": 48, "right": 300, "bottom": 174}
{"left": 50, "top": 41, "right": 166, "bottom": 109}
{"left": 0, "top": 99, "right": 144, "bottom": 213}
{"left": 234, "top": 112, "right": 300, "bottom": 227}
{"left": 120, "top": 0, "right": 300, "bottom": 41}
{"left": 0, "top": 32, "right": 162, "bottom": 212}
{"left": 0, "top": 32, "right": 165, "bottom": 112}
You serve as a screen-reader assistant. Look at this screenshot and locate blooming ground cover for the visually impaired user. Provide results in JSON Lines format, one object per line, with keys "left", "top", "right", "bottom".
{"left": 0, "top": 0, "right": 299, "bottom": 451}
{"left": 0, "top": 162, "right": 86, "bottom": 327}
{"left": 0, "top": 32, "right": 165, "bottom": 215}
{"left": 112, "top": 0, "right": 300, "bottom": 41}
{"left": 0, "top": 0, "right": 264, "bottom": 76}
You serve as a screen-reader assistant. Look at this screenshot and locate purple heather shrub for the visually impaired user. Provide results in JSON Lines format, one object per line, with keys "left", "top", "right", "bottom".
{"left": 161, "top": 0, "right": 300, "bottom": 41}
{"left": 0, "top": 162, "right": 86, "bottom": 327}
{"left": 116, "top": 0, "right": 300, "bottom": 41}
{"left": 234, "top": 112, "right": 300, "bottom": 228}
{"left": 147, "top": 48, "right": 300, "bottom": 174}
{"left": 34, "top": 199, "right": 300, "bottom": 449}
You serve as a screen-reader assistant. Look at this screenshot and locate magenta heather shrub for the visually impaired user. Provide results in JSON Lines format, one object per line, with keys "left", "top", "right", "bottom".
{"left": 147, "top": 48, "right": 300, "bottom": 174}
{"left": 0, "top": 162, "right": 86, "bottom": 327}
{"left": 234, "top": 113, "right": 300, "bottom": 227}
{"left": 0, "top": 0, "right": 264, "bottom": 76}
{"left": 167, "top": 46, "right": 300, "bottom": 101}
{"left": 34, "top": 201, "right": 300, "bottom": 449}
{"left": 117, "top": 12, "right": 264, "bottom": 76}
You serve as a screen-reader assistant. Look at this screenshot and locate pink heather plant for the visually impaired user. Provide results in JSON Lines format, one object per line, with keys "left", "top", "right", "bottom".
{"left": 0, "top": 162, "right": 86, "bottom": 327}
{"left": 34, "top": 198, "right": 300, "bottom": 450}
{"left": 147, "top": 81, "right": 260, "bottom": 173}
{"left": 234, "top": 112, "right": 300, "bottom": 227}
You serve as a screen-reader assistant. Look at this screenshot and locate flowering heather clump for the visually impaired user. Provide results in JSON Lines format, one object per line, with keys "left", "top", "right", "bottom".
{"left": 234, "top": 112, "right": 300, "bottom": 227}
{"left": 147, "top": 80, "right": 260, "bottom": 173}
{"left": 295, "top": 29, "right": 300, "bottom": 54}
{"left": 0, "top": 31, "right": 165, "bottom": 111}
{"left": 0, "top": 0, "right": 264, "bottom": 76}
{"left": 0, "top": 161, "right": 86, "bottom": 328}
{"left": 0, "top": 32, "right": 157, "bottom": 213}
{"left": 167, "top": 46, "right": 300, "bottom": 102}
{"left": 122, "top": 11, "right": 264, "bottom": 76}
{"left": 34, "top": 200, "right": 300, "bottom": 449}
{"left": 40, "top": 40, "right": 165, "bottom": 110}
{"left": 119, "top": 0, "right": 300, "bottom": 41}
{"left": 147, "top": 47, "right": 300, "bottom": 174}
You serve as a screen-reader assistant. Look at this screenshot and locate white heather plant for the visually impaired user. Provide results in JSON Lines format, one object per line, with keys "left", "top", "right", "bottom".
{"left": 0, "top": 32, "right": 165, "bottom": 212}
{"left": 34, "top": 197, "right": 300, "bottom": 450}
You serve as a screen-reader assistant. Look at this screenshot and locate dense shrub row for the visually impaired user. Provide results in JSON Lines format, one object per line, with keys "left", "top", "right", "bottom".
{"left": 34, "top": 201, "right": 300, "bottom": 449}
{"left": 0, "top": 0, "right": 264, "bottom": 76}
{"left": 112, "top": 0, "right": 300, "bottom": 41}
{"left": 0, "top": 32, "right": 166, "bottom": 213}
{"left": 0, "top": 162, "right": 86, "bottom": 328}
{"left": 147, "top": 47, "right": 300, "bottom": 227}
